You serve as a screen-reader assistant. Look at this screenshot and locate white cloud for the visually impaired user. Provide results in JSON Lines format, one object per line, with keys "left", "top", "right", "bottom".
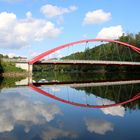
{"left": 51, "top": 86, "right": 61, "bottom": 92}
{"left": 83, "top": 9, "right": 111, "bottom": 25}
{"left": 0, "top": 12, "right": 61, "bottom": 49}
{"left": 97, "top": 25, "right": 124, "bottom": 39}
{"left": 26, "top": 11, "right": 32, "bottom": 19}
{"left": 85, "top": 118, "right": 114, "bottom": 135}
{"left": 0, "top": 91, "right": 61, "bottom": 132}
{"left": 41, "top": 126, "right": 78, "bottom": 140}
{"left": 97, "top": 99, "right": 125, "bottom": 117}
{"left": 40, "top": 4, "right": 77, "bottom": 18}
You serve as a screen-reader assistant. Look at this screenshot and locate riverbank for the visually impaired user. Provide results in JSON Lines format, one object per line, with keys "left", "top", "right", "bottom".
{"left": 0, "top": 72, "right": 29, "bottom": 77}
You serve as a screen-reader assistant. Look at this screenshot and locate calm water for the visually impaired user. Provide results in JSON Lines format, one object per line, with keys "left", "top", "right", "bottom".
{"left": 0, "top": 72, "right": 140, "bottom": 140}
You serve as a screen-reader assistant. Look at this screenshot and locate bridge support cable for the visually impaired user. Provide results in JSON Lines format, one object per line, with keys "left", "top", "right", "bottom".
{"left": 85, "top": 41, "right": 89, "bottom": 60}
{"left": 112, "top": 85, "right": 116, "bottom": 101}
{"left": 105, "top": 86, "right": 109, "bottom": 98}
{"left": 116, "top": 85, "right": 121, "bottom": 103}
{"left": 67, "top": 46, "right": 70, "bottom": 60}
{"left": 128, "top": 47, "right": 134, "bottom": 61}
{"left": 129, "top": 85, "right": 134, "bottom": 99}
{"left": 115, "top": 43, "right": 121, "bottom": 61}
{"left": 29, "top": 38, "right": 140, "bottom": 65}
{"left": 102, "top": 44, "right": 108, "bottom": 60}
{"left": 29, "top": 84, "right": 140, "bottom": 109}
{"left": 111, "top": 43, "right": 116, "bottom": 61}
{"left": 97, "top": 45, "right": 102, "bottom": 60}
{"left": 67, "top": 87, "right": 70, "bottom": 101}
{"left": 99, "top": 86, "right": 102, "bottom": 97}
{"left": 71, "top": 45, "right": 74, "bottom": 60}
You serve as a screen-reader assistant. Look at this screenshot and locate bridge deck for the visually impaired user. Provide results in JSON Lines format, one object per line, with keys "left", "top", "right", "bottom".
{"left": 35, "top": 60, "right": 140, "bottom": 66}
{"left": 2, "top": 58, "right": 140, "bottom": 66}
{"left": 32, "top": 79, "right": 140, "bottom": 87}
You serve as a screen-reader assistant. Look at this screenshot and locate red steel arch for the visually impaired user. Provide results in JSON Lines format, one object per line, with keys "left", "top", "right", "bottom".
{"left": 29, "top": 84, "right": 140, "bottom": 109}
{"left": 28, "top": 38, "right": 140, "bottom": 65}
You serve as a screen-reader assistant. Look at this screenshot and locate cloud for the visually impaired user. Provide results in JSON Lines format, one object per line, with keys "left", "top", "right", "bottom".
{"left": 41, "top": 126, "right": 78, "bottom": 140}
{"left": 0, "top": 11, "right": 61, "bottom": 49}
{"left": 51, "top": 86, "right": 61, "bottom": 92}
{"left": 97, "top": 99, "right": 125, "bottom": 117}
{"left": 83, "top": 9, "right": 111, "bottom": 25}
{"left": 97, "top": 25, "right": 124, "bottom": 39}
{"left": 85, "top": 118, "right": 114, "bottom": 135}
{"left": 40, "top": 4, "right": 77, "bottom": 18}
{"left": 0, "top": 91, "right": 61, "bottom": 132}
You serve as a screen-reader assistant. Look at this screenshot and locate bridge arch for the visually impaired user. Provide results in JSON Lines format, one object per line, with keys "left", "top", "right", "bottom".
{"left": 29, "top": 84, "right": 140, "bottom": 109}
{"left": 28, "top": 38, "right": 140, "bottom": 65}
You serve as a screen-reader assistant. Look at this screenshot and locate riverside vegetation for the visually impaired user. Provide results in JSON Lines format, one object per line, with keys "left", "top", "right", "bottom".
{"left": 0, "top": 55, "right": 26, "bottom": 77}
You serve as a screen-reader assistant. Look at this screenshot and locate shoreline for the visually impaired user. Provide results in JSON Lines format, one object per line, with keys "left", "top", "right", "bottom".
{"left": 0, "top": 72, "right": 29, "bottom": 77}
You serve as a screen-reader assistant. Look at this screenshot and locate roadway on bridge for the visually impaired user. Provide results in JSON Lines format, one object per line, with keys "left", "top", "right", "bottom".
{"left": 35, "top": 60, "right": 140, "bottom": 66}
{"left": 32, "top": 79, "right": 140, "bottom": 87}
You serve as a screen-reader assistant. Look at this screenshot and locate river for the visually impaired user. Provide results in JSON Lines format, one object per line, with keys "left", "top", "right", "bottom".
{"left": 0, "top": 72, "right": 140, "bottom": 140}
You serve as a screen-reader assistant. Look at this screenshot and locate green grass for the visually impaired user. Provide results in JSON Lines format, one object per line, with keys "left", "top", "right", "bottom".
{"left": 0, "top": 61, "right": 25, "bottom": 73}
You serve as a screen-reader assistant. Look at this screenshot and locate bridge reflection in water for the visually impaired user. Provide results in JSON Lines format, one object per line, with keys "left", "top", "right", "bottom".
{"left": 29, "top": 79, "right": 140, "bottom": 109}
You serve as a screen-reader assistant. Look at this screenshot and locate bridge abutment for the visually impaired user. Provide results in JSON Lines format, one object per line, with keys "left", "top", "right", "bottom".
{"left": 16, "top": 62, "right": 33, "bottom": 74}
{"left": 16, "top": 62, "right": 33, "bottom": 83}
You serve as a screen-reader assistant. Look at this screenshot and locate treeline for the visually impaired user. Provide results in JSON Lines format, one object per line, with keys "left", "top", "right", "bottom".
{"left": 75, "top": 83, "right": 140, "bottom": 110}
{"left": 33, "top": 71, "right": 140, "bottom": 82}
{"left": 0, "top": 54, "right": 26, "bottom": 59}
{"left": 34, "top": 33, "right": 140, "bottom": 72}
{"left": 63, "top": 33, "right": 140, "bottom": 61}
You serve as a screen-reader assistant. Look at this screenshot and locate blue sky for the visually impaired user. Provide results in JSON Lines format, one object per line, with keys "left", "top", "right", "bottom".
{"left": 0, "top": 0, "right": 140, "bottom": 59}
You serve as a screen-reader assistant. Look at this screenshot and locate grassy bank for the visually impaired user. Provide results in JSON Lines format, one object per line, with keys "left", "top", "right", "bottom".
{"left": 0, "top": 60, "right": 27, "bottom": 77}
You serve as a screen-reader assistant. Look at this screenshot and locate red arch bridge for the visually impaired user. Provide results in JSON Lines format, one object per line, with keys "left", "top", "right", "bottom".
{"left": 15, "top": 38, "right": 140, "bottom": 72}
{"left": 29, "top": 83, "right": 140, "bottom": 109}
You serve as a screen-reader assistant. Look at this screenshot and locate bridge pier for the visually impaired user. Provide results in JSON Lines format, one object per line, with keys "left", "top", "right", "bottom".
{"left": 16, "top": 62, "right": 33, "bottom": 83}
{"left": 28, "top": 64, "right": 33, "bottom": 75}
{"left": 28, "top": 64, "right": 33, "bottom": 84}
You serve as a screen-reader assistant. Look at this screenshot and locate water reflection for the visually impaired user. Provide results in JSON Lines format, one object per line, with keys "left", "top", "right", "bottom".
{"left": 41, "top": 127, "right": 78, "bottom": 140}
{"left": 0, "top": 59, "right": 4, "bottom": 90}
{"left": 97, "top": 99, "right": 125, "bottom": 117}
{"left": 0, "top": 90, "right": 61, "bottom": 133}
{"left": 0, "top": 72, "right": 140, "bottom": 140}
{"left": 29, "top": 80, "right": 140, "bottom": 110}
{"left": 85, "top": 118, "right": 114, "bottom": 135}
{"left": 0, "top": 88, "right": 79, "bottom": 140}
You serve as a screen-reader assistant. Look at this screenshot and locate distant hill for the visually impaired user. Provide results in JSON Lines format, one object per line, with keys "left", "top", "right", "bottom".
{"left": 63, "top": 33, "right": 140, "bottom": 61}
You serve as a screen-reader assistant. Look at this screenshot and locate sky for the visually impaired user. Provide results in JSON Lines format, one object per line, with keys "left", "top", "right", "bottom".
{"left": 0, "top": 0, "right": 140, "bottom": 59}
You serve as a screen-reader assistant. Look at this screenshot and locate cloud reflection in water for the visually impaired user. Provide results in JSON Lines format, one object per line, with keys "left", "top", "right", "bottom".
{"left": 0, "top": 91, "right": 61, "bottom": 133}
{"left": 85, "top": 118, "right": 114, "bottom": 135}
{"left": 97, "top": 99, "right": 125, "bottom": 117}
